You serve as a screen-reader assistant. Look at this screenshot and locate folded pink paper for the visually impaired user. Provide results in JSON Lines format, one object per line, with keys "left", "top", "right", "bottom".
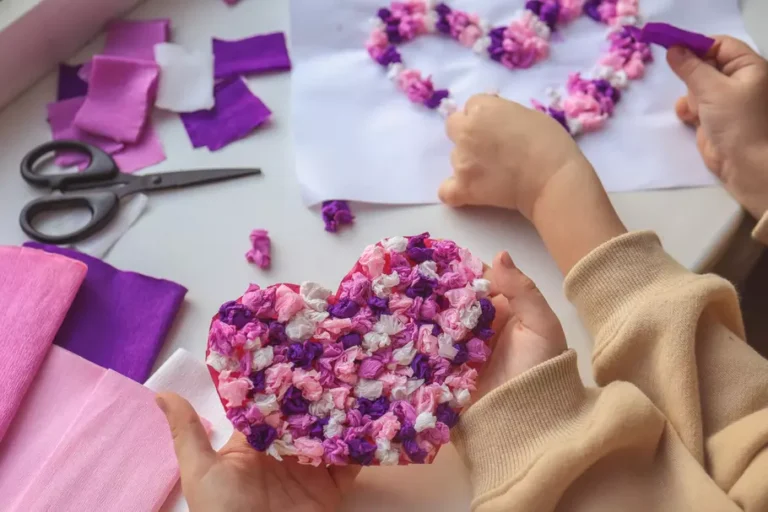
{"left": 47, "top": 97, "right": 124, "bottom": 167}
{"left": 79, "top": 19, "right": 170, "bottom": 81}
{"left": 0, "top": 246, "right": 86, "bottom": 442}
{"left": 74, "top": 55, "right": 159, "bottom": 143}
{"left": 0, "top": 347, "right": 179, "bottom": 511}
{"left": 112, "top": 120, "right": 166, "bottom": 173}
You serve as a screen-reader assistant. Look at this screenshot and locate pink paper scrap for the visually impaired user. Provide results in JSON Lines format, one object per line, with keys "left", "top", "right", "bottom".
{"left": 180, "top": 77, "right": 272, "bottom": 151}
{"left": 213, "top": 32, "right": 292, "bottom": 79}
{"left": 0, "top": 347, "right": 179, "bottom": 512}
{"left": 47, "top": 97, "right": 124, "bottom": 168}
{"left": 79, "top": 18, "right": 170, "bottom": 81}
{"left": 74, "top": 55, "right": 159, "bottom": 144}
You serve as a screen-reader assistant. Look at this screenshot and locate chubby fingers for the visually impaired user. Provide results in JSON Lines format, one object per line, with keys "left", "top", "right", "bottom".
{"left": 490, "top": 251, "right": 566, "bottom": 352}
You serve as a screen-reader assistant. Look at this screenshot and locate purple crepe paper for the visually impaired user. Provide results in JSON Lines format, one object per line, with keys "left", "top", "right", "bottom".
{"left": 180, "top": 78, "right": 272, "bottom": 151}
{"left": 23, "top": 242, "right": 187, "bottom": 383}
{"left": 636, "top": 22, "right": 715, "bottom": 58}
{"left": 57, "top": 64, "right": 88, "bottom": 101}
{"left": 213, "top": 32, "right": 292, "bottom": 79}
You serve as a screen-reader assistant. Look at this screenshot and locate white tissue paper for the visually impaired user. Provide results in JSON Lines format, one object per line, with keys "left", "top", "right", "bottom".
{"left": 154, "top": 43, "right": 215, "bottom": 112}
{"left": 145, "top": 348, "right": 232, "bottom": 512}
{"left": 290, "top": 0, "right": 753, "bottom": 205}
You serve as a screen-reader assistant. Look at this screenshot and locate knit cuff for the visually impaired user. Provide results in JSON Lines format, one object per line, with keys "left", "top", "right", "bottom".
{"left": 752, "top": 212, "right": 768, "bottom": 245}
{"left": 563, "top": 231, "right": 692, "bottom": 346}
{"left": 452, "top": 350, "right": 591, "bottom": 506}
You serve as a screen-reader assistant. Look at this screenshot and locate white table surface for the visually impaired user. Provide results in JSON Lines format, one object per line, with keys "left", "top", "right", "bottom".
{"left": 0, "top": 0, "right": 765, "bottom": 510}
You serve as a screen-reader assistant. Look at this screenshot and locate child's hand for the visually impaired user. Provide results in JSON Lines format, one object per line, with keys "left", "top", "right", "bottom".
{"left": 438, "top": 94, "right": 590, "bottom": 220}
{"left": 667, "top": 36, "right": 768, "bottom": 220}
{"left": 156, "top": 394, "right": 359, "bottom": 512}
{"left": 475, "top": 251, "right": 567, "bottom": 401}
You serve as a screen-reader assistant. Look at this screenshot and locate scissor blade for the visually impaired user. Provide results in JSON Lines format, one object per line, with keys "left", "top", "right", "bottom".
{"left": 139, "top": 168, "right": 261, "bottom": 192}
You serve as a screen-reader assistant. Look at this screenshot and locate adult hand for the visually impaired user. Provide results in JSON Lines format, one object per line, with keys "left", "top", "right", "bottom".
{"left": 156, "top": 393, "right": 360, "bottom": 512}
{"left": 668, "top": 36, "right": 768, "bottom": 219}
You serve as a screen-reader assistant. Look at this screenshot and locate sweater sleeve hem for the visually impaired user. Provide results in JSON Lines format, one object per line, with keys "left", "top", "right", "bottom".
{"left": 452, "top": 350, "right": 589, "bottom": 504}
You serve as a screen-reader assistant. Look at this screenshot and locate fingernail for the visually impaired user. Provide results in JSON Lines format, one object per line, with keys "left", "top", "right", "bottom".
{"left": 155, "top": 395, "right": 168, "bottom": 414}
{"left": 500, "top": 251, "right": 514, "bottom": 268}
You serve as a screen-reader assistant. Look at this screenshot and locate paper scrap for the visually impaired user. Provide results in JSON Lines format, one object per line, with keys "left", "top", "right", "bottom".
{"left": 74, "top": 55, "right": 159, "bottom": 144}
{"left": 79, "top": 18, "right": 170, "bottom": 81}
{"left": 213, "top": 32, "right": 291, "bottom": 79}
{"left": 57, "top": 64, "right": 88, "bottom": 101}
{"left": 154, "top": 43, "right": 215, "bottom": 112}
{"left": 47, "top": 97, "right": 124, "bottom": 167}
{"left": 180, "top": 77, "right": 271, "bottom": 151}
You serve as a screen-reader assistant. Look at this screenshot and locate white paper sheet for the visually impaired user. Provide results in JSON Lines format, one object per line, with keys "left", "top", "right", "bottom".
{"left": 290, "top": 0, "right": 753, "bottom": 205}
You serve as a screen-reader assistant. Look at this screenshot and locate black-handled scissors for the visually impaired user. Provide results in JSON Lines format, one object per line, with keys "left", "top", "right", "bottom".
{"left": 20, "top": 140, "right": 261, "bottom": 244}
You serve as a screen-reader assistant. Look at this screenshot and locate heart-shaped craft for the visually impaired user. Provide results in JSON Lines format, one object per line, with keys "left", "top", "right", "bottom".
{"left": 366, "top": 0, "right": 653, "bottom": 136}
{"left": 206, "top": 233, "right": 495, "bottom": 466}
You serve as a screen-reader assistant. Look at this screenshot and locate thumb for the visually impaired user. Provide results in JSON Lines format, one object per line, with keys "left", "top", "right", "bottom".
{"left": 156, "top": 392, "right": 216, "bottom": 480}
{"left": 438, "top": 176, "right": 470, "bottom": 207}
{"left": 491, "top": 251, "right": 566, "bottom": 347}
{"left": 666, "top": 46, "right": 724, "bottom": 96}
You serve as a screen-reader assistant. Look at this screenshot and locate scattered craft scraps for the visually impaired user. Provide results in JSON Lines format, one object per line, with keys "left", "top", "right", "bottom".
{"left": 74, "top": 55, "right": 159, "bottom": 144}
{"left": 57, "top": 64, "right": 88, "bottom": 101}
{"left": 47, "top": 97, "right": 124, "bottom": 168}
{"left": 154, "top": 43, "right": 215, "bottom": 112}
{"left": 321, "top": 200, "right": 354, "bottom": 233}
{"left": 246, "top": 229, "right": 272, "bottom": 269}
{"left": 206, "top": 233, "right": 494, "bottom": 466}
{"left": 180, "top": 77, "right": 272, "bottom": 151}
{"left": 79, "top": 18, "right": 170, "bottom": 81}
{"left": 213, "top": 32, "right": 292, "bottom": 79}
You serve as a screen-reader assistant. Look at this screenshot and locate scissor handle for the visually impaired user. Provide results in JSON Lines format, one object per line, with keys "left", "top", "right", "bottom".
{"left": 21, "top": 140, "right": 118, "bottom": 190}
{"left": 19, "top": 190, "right": 120, "bottom": 244}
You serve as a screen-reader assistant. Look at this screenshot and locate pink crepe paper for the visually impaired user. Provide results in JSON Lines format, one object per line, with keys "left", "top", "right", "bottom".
{"left": 180, "top": 78, "right": 272, "bottom": 151}
{"left": 213, "top": 32, "right": 292, "bottom": 79}
{"left": 74, "top": 55, "right": 159, "bottom": 144}
{"left": 0, "top": 347, "right": 179, "bottom": 511}
{"left": 111, "top": 121, "right": 167, "bottom": 173}
{"left": 0, "top": 246, "right": 86, "bottom": 443}
{"left": 47, "top": 97, "right": 124, "bottom": 167}
{"left": 79, "top": 18, "right": 170, "bottom": 81}
{"left": 245, "top": 229, "right": 271, "bottom": 269}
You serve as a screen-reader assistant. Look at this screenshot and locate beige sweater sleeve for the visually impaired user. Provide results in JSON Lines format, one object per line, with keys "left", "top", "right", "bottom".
{"left": 453, "top": 232, "right": 768, "bottom": 512}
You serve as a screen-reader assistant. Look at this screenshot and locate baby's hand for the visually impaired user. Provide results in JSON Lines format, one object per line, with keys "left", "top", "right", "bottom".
{"left": 668, "top": 36, "right": 768, "bottom": 220}
{"left": 438, "top": 94, "right": 589, "bottom": 220}
{"left": 475, "top": 251, "right": 567, "bottom": 401}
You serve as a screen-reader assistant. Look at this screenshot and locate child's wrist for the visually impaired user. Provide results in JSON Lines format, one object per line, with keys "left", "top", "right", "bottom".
{"left": 530, "top": 157, "right": 627, "bottom": 274}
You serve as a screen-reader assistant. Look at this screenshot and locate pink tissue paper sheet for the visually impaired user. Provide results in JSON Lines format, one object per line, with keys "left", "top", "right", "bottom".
{"left": 213, "top": 32, "right": 292, "bottom": 79}
{"left": 180, "top": 77, "right": 271, "bottom": 151}
{"left": 74, "top": 55, "right": 159, "bottom": 144}
{"left": 112, "top": 121, "right": 167, "bottom": 173}
{"left": 0, "top": 347, "right": 180, "bottom": 512}
{"left": 79, "top": 18, "right": 170, "bottom": 81}
{"left": 0, "top": 246, "right": 86, "bottom": 442}
{"left": 47, "top": 97, "right": 124, "bottom": 167}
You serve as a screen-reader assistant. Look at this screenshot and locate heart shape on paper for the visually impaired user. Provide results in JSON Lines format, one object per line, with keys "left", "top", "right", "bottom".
{"left": 206, "top": 233, "right": 495, "bottom": 466}
{"left": 366, "top": 0, "right": 652, "bottom": 135}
